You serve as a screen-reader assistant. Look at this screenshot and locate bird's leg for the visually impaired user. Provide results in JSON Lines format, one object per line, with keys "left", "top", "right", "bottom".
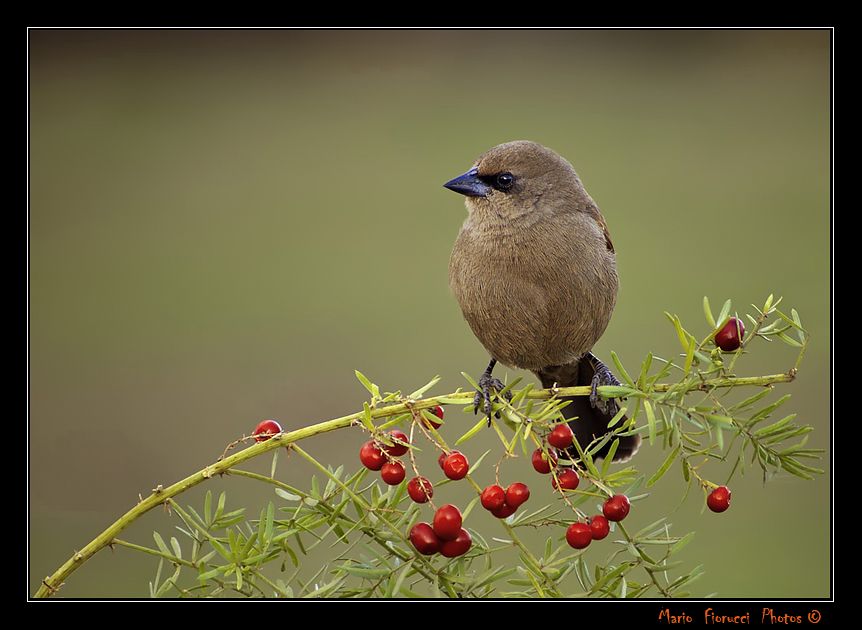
{"left": 472, "top": 358, "right": 512, "bottom": 425}
{"left": 585, "top": 352, "right": 621, "bottom": 417}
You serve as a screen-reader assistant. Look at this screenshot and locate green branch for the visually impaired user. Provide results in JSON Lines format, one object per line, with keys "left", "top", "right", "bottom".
{"left": 32, "top": 371, "right": 795, "bottom": 598}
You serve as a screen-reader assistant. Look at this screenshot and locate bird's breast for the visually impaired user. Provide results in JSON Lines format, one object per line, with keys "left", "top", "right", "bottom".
{"left": 448, "top": 215, "right": 618, "bottom": 370}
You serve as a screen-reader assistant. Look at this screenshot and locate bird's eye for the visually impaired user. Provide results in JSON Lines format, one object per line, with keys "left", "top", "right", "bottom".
{"left": 494, "top": 172, "right": 514, "bottom": 191}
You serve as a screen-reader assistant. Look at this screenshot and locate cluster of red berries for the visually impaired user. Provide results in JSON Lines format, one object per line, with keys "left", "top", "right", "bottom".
{"left": 260, "top": 383, "right": 734, "bottom": 564}
{"left": 535, "top": 423, "right": 635, "bottom": 551}
{"left": 479, "top": 482, "right": 530, "bottom": 518}
{"left": 564, "top": 494, "right": 630, "bottom": 550}
{"left": 534, "top": 423, "right": 581, "bottom": 491}
{"left": 355, "top": 406, "right": 473, "bottom": 559}
{"left": 409, "top": 504, "right": 472, "bottom": 558}
{"left": 359, "top": 429, "right": 411, "bottom": 485}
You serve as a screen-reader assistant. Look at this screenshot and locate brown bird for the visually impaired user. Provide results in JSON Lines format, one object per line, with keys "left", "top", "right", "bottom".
{"left": 444, "top": 140, "right": 641, "bottom": 463}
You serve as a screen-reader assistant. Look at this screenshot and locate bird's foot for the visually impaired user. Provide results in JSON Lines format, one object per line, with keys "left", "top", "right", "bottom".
{"left": 472, "top": 359, "right": 513, "bottom": 425}
{"left": 589, "top": 354, "right": 621, "bottom": 417}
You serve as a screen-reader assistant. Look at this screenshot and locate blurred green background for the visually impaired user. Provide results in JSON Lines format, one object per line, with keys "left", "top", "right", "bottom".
{"left": 29, "top": 29, "right": 830, "bottom": 598}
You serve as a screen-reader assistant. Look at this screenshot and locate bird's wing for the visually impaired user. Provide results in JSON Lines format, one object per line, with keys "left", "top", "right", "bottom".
{"left": 589, "top": 207, "right": 615, "bottom": 253}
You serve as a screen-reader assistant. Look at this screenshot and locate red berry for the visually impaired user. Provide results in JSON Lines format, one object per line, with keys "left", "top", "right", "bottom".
{"left": 442, "top": 452, "right": 469, "bottom": 480}
{"left": 707, "top": 486, "right": 732, "bottom": 513}
{"left": 383, "top": 430, "right": 410, "bottom": 457}
{"left": 548, "top": 423, "right": 574, "bottom": 450}
{"left": 407, "top": 476, "right": 434, "bottom": 503}
{"left": 252, "top": 419, "right": 282, "bottom": 442}
{"left": 602, "top": 494, "right": 631, "bottom": 522}
{"left": 409, "top": 522, "right": 441, "bottom": 555}
{"left": 480, "top": 485, "right": 506, "bottom": 511}
{"left": 440, "top": 528, "right": 472, "bottom": 558}
{"left": 433, "top": 504, "right": 463, "bottom": 541}
{"left": 566, "top": 522, "right": 592, "bottom": 549}
{"left": 505, "top": 482, "right": 530, "bottom": 509}
{"left": 491, "top": 502, "right": 517, "bottom": 519}
{"left": 552, "top": 468, "right": 580, "bottom": 491}
{"left": 359, "top": 440, "right": 386, "bottom": 471}
{"left": 715, "top": 317, "right": 745, "bottom": 352}
{"left": 589, "top": 515, "right": 610, "bottom": 540}
{"left": 380, "top": 460, "right": 406, "bottom": 485}
{"left": 438, "top": 451, "right": 448, "bottom": 471}
{"left": 423, "top": 405, "right": 444, "bottom": 429}
{"left": 531, "top": 447, "right": 558, "bottom": 474}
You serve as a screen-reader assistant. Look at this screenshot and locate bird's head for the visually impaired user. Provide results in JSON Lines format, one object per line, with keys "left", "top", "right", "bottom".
{"left": 443, "top": 140, "right": 591, "bottom": 221}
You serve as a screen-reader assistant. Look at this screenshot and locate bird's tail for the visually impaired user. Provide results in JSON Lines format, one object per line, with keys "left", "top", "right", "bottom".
{"left": 534, "top": 356, "right": 641, "bottom": 463}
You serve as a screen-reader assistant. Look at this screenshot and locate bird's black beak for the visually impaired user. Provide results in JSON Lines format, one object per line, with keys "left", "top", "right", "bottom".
{"left": 443, "top": 168, "right": 491, "bottom": 197}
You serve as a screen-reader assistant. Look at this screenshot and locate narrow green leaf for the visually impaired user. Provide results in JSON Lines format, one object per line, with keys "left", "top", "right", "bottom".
{"left": 210, "top": 538, "right": 232, "bottom": 562}
{"left": 706, "top": 414, "right": 734, "bottom": 427}
{"left": 602, "top": 439, "right": 620, "bottom": 476}
{"left": 780, "top": 460, "right": 815, "bottom": 480}
{"left": 610, "top": 351, "right": 635, "bottom": 387}
{"left": 598, "top": 385, "right": 640, "bottom": 398}
{"left": 460, "top": 371, "right": 481, "bottom": 391}
{"left": 716, "top": 299, "right": 732, "bottom": 328}
{"left": 198, "top": 568, "right": 222, "bottom": 582}
{"left": 607, "top": 406, "right": 628, "bottom": 429}
{"left": 703, "top": 296, "right": 716, "bottom": 328}
{"left": 361, "top": 401, "right": 375, "bottom": 432}
{"left": 474, "top": 567, "right": 517, "bottom": 590}
{"left": 408, "top": 376, "right": 441, "bottom": 399}
{"left": 263, "top": 502, "right": 275, "bottom": 547}
{"left": 170, "top": 537, "right": 182, "bottom": 559}
{"left": 644, "top": 400, "right": 657, "bottom": 446}
{"left": 153, "top": 531, "right": 171, "bottom": 556}
{"left": 730, "top": 387, "right": 773, "bottom": 412}
{"left": 604, "top": 466, "right": 639, "bottom": 487}
{"left": 467, "top": 449, "right": 492, "bottom": 476}
{"left": 354, "top": 370, "right": 375, "bottom": 395}
{"left": 664, "top": 312, "right": 689, "bottom": 352}
{"left": 203, "top": 490, "right": 212, "bottom": 526}
{"left": 340, "top": 564, "right": 391, "bottom": 578}
{"left": 647, "top": 444, "right": 681, "bottom": 487}
{"left": 455, "top": 416, "right": 489, "bottom": 446}
{"left": 637, "top": 353, "right": 653, "bottom": 390}
{"left": 777, "top": 332, "right": 803, "bottom": 347}
{"left": 683, "top": 335, "right": 696, "bottom": 375}
{"left": 791, "top": 308, "right": 805, "bottom": 342}
{"left": 215, "top": 492, "right": 226, "bottom": 522}
{"left": 571, "top": 436, "right": 600, "bottom": 478}
{"left": 748, "top": 394, "right": 791, "bottom": 425}
{"left": 391, "top": 560, "right": 413, "bottom": 597}
{"left": 507, "top": 422, "right": 524, "bottom": 454}
{"left": 283, "top": 543, "right": 299, "bottom": 567}
{"left": 270, "top": 449, "right": 280, "bottom": 479}
{"left": 461, "top": 495, "right": 481, "bottom": 521}
{"left": 511, "top": 382, "right": 534, "bottom": 405}
{"left": 754, "top": 414, "right": 797, "bottom": 438}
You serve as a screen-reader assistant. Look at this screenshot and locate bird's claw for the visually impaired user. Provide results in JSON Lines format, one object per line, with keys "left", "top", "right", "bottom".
{"left": 590, "top": 362, "right": 621, "bottom": 417}
{"left": 473, "top": 374, "right": 512, "bottom": 425}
